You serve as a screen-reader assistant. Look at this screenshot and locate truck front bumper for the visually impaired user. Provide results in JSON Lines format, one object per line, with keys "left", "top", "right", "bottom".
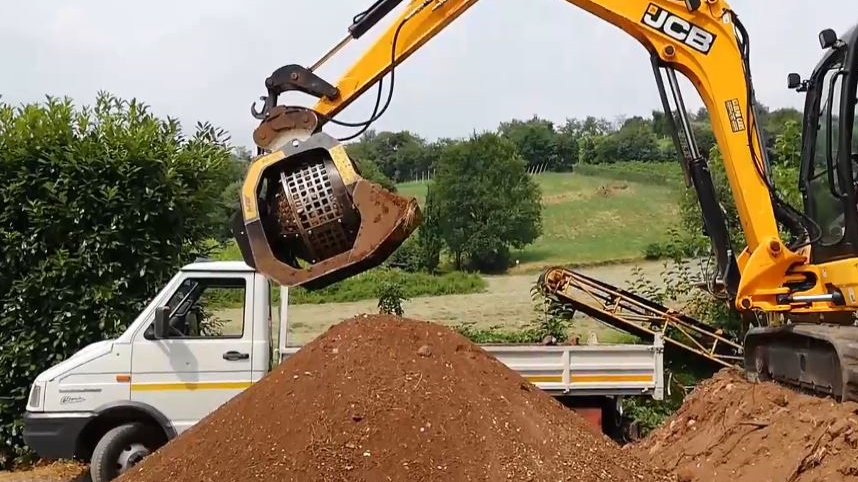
{"left": 23, "top": 412, "right": 92, "bottom": 459}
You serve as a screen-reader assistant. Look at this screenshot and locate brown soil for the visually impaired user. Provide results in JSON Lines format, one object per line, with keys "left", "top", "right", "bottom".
{"left": 634, "top": 369, "right": 858, "bottom": 482}
{"left": 119, "top": 315, "right": 669, "bottom": 482}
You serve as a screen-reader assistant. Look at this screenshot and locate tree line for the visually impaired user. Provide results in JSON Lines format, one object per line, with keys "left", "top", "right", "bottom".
{"left": 345, "top": 104, "right": 803, "bottom": 182}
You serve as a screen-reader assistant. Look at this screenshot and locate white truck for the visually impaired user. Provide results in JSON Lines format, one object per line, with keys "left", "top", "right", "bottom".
{"left": 22, "top": 261, "right": 664, "bottom": 482}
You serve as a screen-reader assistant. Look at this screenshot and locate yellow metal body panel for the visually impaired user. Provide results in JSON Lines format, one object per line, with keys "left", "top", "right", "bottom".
{"left": 241, "top": 150, "right": 288, "bottom": 222}
{"left": 329, "top": 144, "right": 358, "bottom": 186}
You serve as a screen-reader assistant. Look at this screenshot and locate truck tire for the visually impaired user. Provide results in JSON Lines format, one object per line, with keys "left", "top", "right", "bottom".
{"left": 90, "top": 423, "right": 161, "bottom": 482}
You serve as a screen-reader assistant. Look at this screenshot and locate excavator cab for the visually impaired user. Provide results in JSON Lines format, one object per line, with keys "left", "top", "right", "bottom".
{"left": 799, "top": 26, "right": 858, "bottom": 264}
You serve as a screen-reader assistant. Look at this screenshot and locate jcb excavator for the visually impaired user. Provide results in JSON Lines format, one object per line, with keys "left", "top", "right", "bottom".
{"left": 230, "top": 0, "right": 858, "bottom": 401}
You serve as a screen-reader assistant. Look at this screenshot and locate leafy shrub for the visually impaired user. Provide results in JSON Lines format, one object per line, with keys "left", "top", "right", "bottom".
{"left": 643, "top": 227, "right": 708, "bottom": 261}
{"left": 454, "top": 323, "right": 543, "bottom": 344}
{"left": 0, "top": 94, "right": 234, "bottom": 465}
{"left": 621, "top": 362, "right": 707, "bottom": 438}
{"left": 377, "top": 279, "right": 407, "bottom": 317}
{"left": 385, "top": 225, "right": 441, "bottom": 274}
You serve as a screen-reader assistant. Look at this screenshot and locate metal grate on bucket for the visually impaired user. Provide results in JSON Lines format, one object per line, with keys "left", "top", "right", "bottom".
{"left": 277, "top": 158, "right": 352, "bottom": 261}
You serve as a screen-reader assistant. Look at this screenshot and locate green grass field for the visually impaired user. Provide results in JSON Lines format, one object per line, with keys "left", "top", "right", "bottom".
{"left": 399, "top": 165, "right": 683, "bottom": 271}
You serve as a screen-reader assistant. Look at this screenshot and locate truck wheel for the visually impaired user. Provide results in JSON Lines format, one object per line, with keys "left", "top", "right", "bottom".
{"left": 90, "top": 423, "right": 161, "bottom": 482}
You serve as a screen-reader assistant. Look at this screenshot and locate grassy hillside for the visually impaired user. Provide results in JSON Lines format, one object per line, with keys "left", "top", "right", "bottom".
{"left": 398, "top": 164, "right": 683, "bottom": 271}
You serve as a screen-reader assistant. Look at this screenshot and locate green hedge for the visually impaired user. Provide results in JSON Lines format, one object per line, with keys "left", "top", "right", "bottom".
{"left": 0, "top": 94, "right": 234, "bottom": 465}
{"left": 204, "top": 269, "right": 486, "bottom": 309}
{"left": 288, "top": 268, "right": 485, "bottom": 304}
{"left": 575, "top": 161, "right": 684, "bottom": 185}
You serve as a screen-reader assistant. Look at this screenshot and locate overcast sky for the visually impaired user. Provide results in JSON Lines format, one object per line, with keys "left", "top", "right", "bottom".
{"left": 2, "top": 1, "right": 857, "bottom": 149}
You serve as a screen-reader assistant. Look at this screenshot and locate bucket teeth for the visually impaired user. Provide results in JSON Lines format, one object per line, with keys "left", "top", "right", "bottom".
{"left": 233, "top": 132, "right": 422, "bottom": 289}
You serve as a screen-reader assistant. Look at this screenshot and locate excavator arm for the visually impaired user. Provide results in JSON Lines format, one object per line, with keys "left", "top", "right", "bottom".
{"left": 240, "top": 0, "right": 803, "bottom": 305}
{"left": 236, "top": 0, "right": 858, "bottom": 398}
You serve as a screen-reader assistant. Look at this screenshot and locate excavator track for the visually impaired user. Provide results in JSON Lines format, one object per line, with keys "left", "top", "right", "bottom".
{"left": 745, "top": 324, "right": 858, "bottom": 402}
{"left": 538, "top": 267, "right": 743, "bottom": 369}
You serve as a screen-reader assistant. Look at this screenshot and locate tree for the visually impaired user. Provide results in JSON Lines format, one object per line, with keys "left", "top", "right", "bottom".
{"left": 594, "top": 116, "right": 662, "bottom": 163}
{"left": 765, "top": 108, "right": 803, "bottom": 164}
{"left": 345, "top": 130, "right": 430, "bottom": 182}
{"left": 555, "top": 119, "right": 582, "bottom": 171}
{"left": 498, "top": 116, "right": 560, "bottom": 171}
{"left": 355, "top": 158, "right": 397, "bottom": 192}
{"left": 216, "top": 147, "right": 252, "bottom": 242}
{"left": 0, "top": 94, "right": 235, "bottom": 464}
{"left": 580, "top": 116, "right": 613, "bottom": 137}
{"left": 429, "top": 132, "right": 543, "bottom": 272}
{"left": 651, "top": 110, "right": 673, "bottom": 138}
{"left": 691, "top": 122, "right": 716, "bottom": 160}
{"left": 578, "top": 135, "right": 601, "bottom": 164}
{"left": 387, "top": 186, "right": 443, "bottom": 273}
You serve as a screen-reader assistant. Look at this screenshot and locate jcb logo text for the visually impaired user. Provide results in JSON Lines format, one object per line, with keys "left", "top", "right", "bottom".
{"left": 642, "top": 4, "right": 716, "bottom": 54}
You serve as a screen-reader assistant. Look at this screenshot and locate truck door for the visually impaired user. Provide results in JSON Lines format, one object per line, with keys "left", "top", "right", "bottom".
{"left": 130, "top": 272, "right": 255, "bottom": 434}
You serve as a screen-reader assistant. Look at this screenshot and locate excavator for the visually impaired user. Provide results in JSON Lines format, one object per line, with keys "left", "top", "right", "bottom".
{"left": 230, "top": 0, "right": 858, "bottom": 401}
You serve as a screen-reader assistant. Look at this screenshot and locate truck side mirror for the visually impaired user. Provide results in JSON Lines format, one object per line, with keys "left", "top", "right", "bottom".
{"left": 153, "top": 306, "right": 170, "bottom": 339}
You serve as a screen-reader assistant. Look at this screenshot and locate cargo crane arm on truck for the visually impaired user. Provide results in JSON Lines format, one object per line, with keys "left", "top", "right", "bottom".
{"left": 232, "top": 0, "right": 858, "bottom": 400}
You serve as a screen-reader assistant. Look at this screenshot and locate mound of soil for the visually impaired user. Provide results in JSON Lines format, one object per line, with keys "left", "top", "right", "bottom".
{"left": 0, "top": 461, "right": 86, "bottom": 482}
{"left": 120, "top": 315, "right": 668, "bottom": 482}
{"left": 635, "top": 369, "right": 858, "bottom": 482}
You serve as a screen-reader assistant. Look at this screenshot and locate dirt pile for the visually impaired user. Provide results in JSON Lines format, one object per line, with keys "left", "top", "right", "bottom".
{"left": 0, "top": 461, "right": 86, "bottom": 482}
{"left": 635, "top": 369, "right": 858, "bottom": 482}
{"left": 120, "top": 315, "right": 668, "bottom": 482}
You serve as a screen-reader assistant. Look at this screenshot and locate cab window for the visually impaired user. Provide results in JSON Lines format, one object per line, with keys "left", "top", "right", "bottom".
{"left": 809, "top": 54, "right": 847, "bottom": 245}
{"left": 147, "top": 277, "right": 246, "bottom": 339}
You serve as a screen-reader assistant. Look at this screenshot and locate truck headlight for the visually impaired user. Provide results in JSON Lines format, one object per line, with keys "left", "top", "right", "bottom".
{"left": 28, "top": 384, "right": 42, "bottom": 409}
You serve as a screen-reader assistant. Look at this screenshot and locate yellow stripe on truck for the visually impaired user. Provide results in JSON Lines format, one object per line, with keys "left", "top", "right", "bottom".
{"left": 131, "top": 381, "right": 253, "bottom": 392}
{"left": 524, "top": 374, "right": 653, "bottom": 384}
{"left": 572, "top": 374, "right": 653, "bottom": 383}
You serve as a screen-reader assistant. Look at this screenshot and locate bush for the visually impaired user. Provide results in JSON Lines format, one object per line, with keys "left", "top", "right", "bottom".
{"left": 574, "top": 162, "right": 684, "bottom": 185}
{"left": 454, "top": 323, "right": 543, "bottom": 344}
{"left": 0, "top": 94, "right": 234, "bottom": 465}
{"left": 386, "top": 225, "right": 441, "bottom": 274}
{"left": 642, "top": 227, "right": 708, "bottom": 261}
{"left": 355, "top": 158, "right": 396, "bottom": 192}
{"left": 377, "top": 279, "right": 407, "bottom": 317}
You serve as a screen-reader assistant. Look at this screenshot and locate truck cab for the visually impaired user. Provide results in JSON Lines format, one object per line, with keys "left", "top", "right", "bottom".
{"left": 23, "top": 261, "right": 664, "bottom": 482}
{"left": 23, "top": 261, "right": 270, "bottom": 482}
